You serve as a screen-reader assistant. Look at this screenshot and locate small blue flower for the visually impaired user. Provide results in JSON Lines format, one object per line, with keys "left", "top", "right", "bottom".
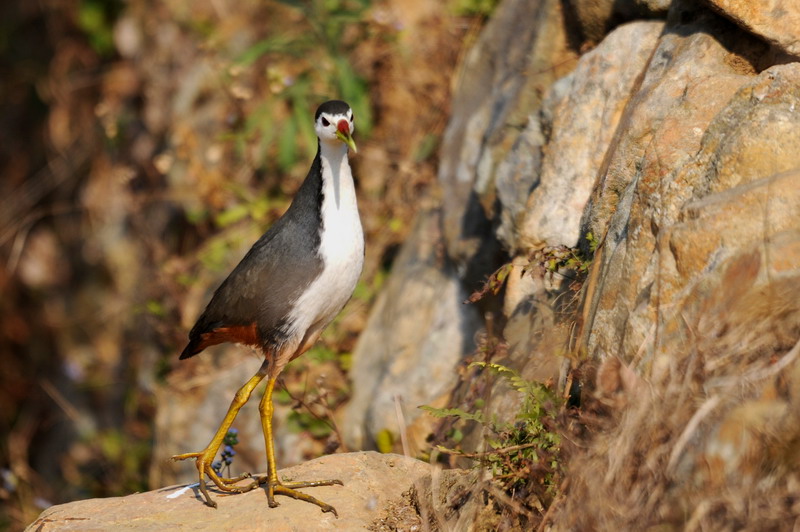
{"left": 223, "top": 429, "right": 240, "bottom": 446}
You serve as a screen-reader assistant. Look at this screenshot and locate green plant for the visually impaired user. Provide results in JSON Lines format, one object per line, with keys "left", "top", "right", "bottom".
{"left": 465, "top": 234, "right": 597, "bottom": 310}
{"left": 541, "top": 245, "right": 591, "bottom": 274}
{"left": 228, "top": 0, "right": 373, "bottom": 172}
{"left": 586, "top": 230, "right": 599, "bottom": 253}
{"left": 286, "top": 408, "right": 333, "bottom": 439}
{"left": 451, "top": 0, "right": 500, "bottom": 17}
{"left": 473, "top": 363, "right": 561, "bottom": 491}
{"left": 421, "top": 362, "right": 562, "bottom": 496}
{"left": 77, "top": 0, "right": 121, "bottom": 56}
{"left": 375, "top": 428, "right": 395, "bottom": 453}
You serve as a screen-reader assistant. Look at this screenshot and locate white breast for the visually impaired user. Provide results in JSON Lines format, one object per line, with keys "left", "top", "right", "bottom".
{"left": 287, "top": 147, "right": 364, "bottom": 338}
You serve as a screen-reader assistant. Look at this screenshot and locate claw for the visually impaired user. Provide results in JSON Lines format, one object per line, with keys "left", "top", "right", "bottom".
{"left": 171, "top": 450, "right": 257, "bottom": 508}
{"left": 256, "top": 475, "right": 342, "bottom": 517}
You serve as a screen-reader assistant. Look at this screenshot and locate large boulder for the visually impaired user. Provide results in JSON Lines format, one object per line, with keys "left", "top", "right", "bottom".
{"left": 517, "top": 20, "right": 665, "bottom": 251}
{"left": 579, "top": 2, "right": 772, "bottom": 360}
{"left": 493, "top": 19, "right": 665, "bottom": 423}
{"left": 546, "top": 4, "right": 800, "bottom": 529}
{"left": 706, "top": 0, "right": 800, "bottom": 57}
{"left": 27, "top": 452, "right": 432, "bottom": 532}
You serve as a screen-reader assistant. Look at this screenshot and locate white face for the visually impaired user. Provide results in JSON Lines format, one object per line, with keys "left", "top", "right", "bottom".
{"left": 314, "top": 108, "right": 355, "bottom": 144}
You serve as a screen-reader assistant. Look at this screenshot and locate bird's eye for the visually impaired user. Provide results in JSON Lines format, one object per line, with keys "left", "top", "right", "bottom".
{"left": 321, "top": 118, "right": 330, "bottom": 127}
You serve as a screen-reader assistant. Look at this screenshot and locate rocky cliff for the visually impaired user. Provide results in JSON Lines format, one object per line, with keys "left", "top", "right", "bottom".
{"left": 345, "top": 0, "right": 800, "bottom": 529}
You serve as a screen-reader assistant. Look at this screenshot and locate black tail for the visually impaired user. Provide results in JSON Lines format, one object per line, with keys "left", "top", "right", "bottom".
{"left": 179, "top": 337, "right": 202, "bottom": 360}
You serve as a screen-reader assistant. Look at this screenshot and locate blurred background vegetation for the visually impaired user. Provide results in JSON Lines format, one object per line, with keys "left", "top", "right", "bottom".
{"left": 0, "top": 0, "right": 496, "bottom": 528}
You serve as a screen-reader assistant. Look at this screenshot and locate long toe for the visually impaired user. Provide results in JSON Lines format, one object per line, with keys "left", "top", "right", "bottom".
{"left": 257, "top": 476, "right": 343, "bottom": 489}
{"left": 218, "top": 472, "right": 252, "bottom": 484}
{"left": 205, "top": 465, "right": 258, "bottom": 494}
{"left": 171, "top": 451, "right": 202, "bottom": 461}
{"left": 258, "top": 475, "right": 342, "bottom": 516}
{"left": 280, "top": 479, "right": 343, "bottom": 489}
{"left": 272, "top": 484, "right": 339, "bottom": 517}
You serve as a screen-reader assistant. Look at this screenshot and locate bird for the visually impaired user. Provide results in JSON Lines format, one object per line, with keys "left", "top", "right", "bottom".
{"left": 172, "top": 100, "right": 363, "bottom": 516}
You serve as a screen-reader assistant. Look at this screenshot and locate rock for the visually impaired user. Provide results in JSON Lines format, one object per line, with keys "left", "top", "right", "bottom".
{"left": 548, "top": 14, "right": 800, "bottom": 525}
{"left": 583, "top": 4, "right": 759, "bottom": 243}
{"left": 663, "top": 168, "right": 800, "bottom": 360}
{"left": 588, "top": 60, "right": 800, "bottom": 361}
{"left": 565, "top": 0, "right": 670, "bottom": 44}
{"left": 494, "top": 113, "right": 545, "bottom": 252}
{"left": 636, "top": 0, "right": 673, "bottom": 12}
{"left": 437, "top": 0, "right": 575, "bottom": 275}
{"left": 668, "top": 172, "right": 800, "bottom": 289}
{"left": 479, "top": 21, "right": 665, "bottom": 428}
{"left": 683, "top": 63, "right": 800, "bottom": 198}
{"left": 342, "top": 208, "right": 482, "bottom": 452}
{"left": 27, "top": 452, "right": 432, "bottom": 532}
{"left": 518, "top": 20, "right": 664, "bottom": 251}
{"left": 346, "top": 0, "right": 578, "bottom": 456}
{"left": 350, "top": 0, "right": 800, "bottom": 529}
{"left": 706, "top": 0, "right": 800, "bottom": 57}
{"left": 580, "top": 2, "right": 773, "bottom": 360}
{"left": 663, "top": 63, "right": 800, "bottom": 293}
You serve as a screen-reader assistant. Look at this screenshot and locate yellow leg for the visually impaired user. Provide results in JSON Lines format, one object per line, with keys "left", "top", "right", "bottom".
{"left": 171, "top": 362, "right": 268, "bottom": 508}
{"left": 257, "top": 376, "right": 343, "bottom": 516}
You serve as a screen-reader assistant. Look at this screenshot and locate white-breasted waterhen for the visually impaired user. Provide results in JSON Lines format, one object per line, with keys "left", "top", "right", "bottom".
{"left": 172, "top": 100, "right": 363, "bottom": 516}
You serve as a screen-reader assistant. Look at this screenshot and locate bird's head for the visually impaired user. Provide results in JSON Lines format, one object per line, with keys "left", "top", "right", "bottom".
{"left": 314, "top": 100, "right": 357, "bottom": 153}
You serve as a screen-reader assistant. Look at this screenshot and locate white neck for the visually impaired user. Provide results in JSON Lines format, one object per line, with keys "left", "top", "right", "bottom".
{"left": 320, "top": 139, "right": 349, "bottom": 161}
{"left": 319, "top": 140, "right": 352, "bottom": 210}
{"left": 315, "top": 137, "right": 363, "bottom": 264}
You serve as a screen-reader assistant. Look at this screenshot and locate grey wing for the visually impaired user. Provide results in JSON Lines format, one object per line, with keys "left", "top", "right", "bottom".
{"left": 184, "top": 217, "right": 323, "bottom": 354}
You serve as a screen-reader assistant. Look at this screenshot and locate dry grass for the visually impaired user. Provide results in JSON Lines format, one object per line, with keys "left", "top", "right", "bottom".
{"left": 550, "top": 248, "right": 800, "bottom": 530}
{"left": 414, "top": 243, "right": 800, "bottom": 531}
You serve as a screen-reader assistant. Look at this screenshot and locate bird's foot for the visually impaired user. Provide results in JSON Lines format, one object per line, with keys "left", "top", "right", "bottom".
{"left": 255, "top": 475, "right": 343, "bottom": 517}
{"left": 171, "top": 451, "right": 257, "bottom": 508}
